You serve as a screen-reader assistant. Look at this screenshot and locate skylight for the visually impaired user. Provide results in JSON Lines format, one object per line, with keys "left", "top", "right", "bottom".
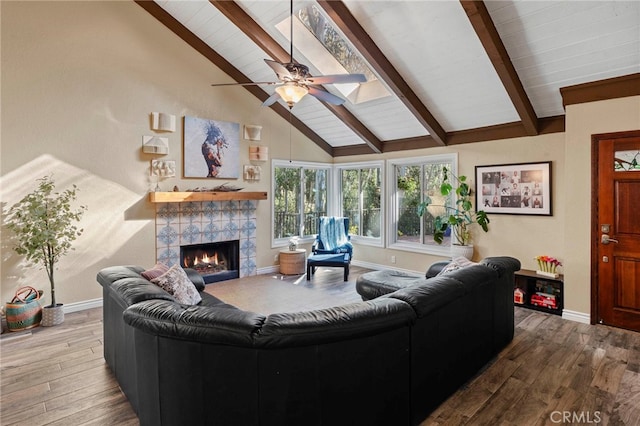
{"left": 297, "top": 5, "right": 376, "bottom": 82}
{"left": 275, "top": 4, "right": 390, "bottom": 105}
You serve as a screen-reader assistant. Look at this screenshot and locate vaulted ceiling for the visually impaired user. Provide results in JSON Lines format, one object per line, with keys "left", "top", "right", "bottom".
{"left": 137, "top": 0, "right": 640, "bottom": 157}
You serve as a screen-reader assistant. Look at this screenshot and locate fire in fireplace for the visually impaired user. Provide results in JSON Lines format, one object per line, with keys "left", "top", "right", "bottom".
{"left": 180, "top": 240, "right": 239, "bottom": 284}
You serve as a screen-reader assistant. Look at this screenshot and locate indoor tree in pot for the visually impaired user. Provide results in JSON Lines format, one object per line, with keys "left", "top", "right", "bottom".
{"left": 418, "top": 167, "right": 490, "bottom": 259}
{"left": 5, "top": 175, "right": 86, "bottom": 326}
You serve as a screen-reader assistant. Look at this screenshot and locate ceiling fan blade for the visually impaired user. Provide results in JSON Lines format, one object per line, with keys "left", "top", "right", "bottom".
{"left": 211, "top": 81, "right": 278, "bottom": 87}
{"left": 307, "top": 87, "right": 346, "bottom": 105}
{"left": 264, "top": 59, "right": 292, "bottom": 80}
{"left": 307, "top": 73, "right": 367, "bottom": 85}
{"left": 262, "top": 91, "right": 282, "bottom": 107}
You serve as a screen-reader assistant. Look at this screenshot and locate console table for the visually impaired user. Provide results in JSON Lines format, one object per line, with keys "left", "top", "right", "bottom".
{"left": 279, "top": 249, "right": 306, "bottom": 275}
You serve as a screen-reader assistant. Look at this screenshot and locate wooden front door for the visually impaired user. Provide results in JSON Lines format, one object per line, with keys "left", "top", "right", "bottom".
{"left": 592, "top": 130, "right": 640, "bottom": 332}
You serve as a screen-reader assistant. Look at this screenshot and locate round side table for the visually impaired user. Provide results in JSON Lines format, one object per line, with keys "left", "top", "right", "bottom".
{"left": 279, "top": 249, "right": 306, "bottom": 275}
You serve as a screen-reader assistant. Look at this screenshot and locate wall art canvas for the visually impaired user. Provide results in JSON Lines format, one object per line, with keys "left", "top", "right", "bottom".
{"left": 184, "top": 116, "right": 240, "bottom": 178}
{"left": 475, "top": 161, "right": 552, "bottom": 216}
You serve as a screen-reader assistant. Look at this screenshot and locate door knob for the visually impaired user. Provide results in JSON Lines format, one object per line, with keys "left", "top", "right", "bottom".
{"left": 601, "top": 234, "right": 619, "bottom": 244}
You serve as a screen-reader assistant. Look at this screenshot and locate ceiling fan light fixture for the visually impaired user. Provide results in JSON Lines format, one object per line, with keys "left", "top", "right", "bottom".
{"left": 276, "top": 83, "right": 308, "bottom": 107}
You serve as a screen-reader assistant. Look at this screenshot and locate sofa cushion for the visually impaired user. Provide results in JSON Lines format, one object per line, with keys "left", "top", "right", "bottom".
{"left": 384, "top": 276, "right": 466, "bottom": 318}
{"left": 123, "top": 300, "right": 265, "bottom": 346}
{"left": 255, "top": 298, "right": 416, "bottom": 348}
{"left": 151, "top": 265, "right": 202, "bottom": 305}
{"left": 437, "top": 257, "right": 477, "bottom": 276}
{"left": 141, "top": 262, "right": 170, "bottom": 281}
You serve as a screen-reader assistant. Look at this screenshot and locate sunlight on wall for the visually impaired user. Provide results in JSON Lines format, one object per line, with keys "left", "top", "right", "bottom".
{"left": 1, "top": 154, "right": 149, "bottom": 305}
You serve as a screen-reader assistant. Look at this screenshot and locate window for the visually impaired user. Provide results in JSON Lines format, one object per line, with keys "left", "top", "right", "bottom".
{"left": 336, "top": 162, "right": 383, "bottom": 246}
{"left": 272, "top": 160, "right": 330, "bottom": 246}
{"left": 387, "top": 154, "right": 457, "bottom": 255}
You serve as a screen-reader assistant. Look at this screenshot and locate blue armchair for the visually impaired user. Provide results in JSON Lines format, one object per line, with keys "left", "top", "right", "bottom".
{"left": 308, "top": 217, "right": 353, "bottom": 281}
{"left": 312, "top": 217, "right": 353, "bottom": 256}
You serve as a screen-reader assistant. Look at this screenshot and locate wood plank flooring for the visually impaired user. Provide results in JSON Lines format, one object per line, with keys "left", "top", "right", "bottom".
{"left": 1, "top": 266, "right": 639, "bottom": 425}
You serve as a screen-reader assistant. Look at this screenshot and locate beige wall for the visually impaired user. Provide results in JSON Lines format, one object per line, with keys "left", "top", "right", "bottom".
{"left": 341, "top": 96, "right": 639, "bottom": 317}
{"left": 0, "top": 1, "right": 330, "bottom": 307}
{"left": 1, "top": 1, "right": 638, "bottom": 319}
{"left": 562, "top": 97, "right": 640, "bottom": 315}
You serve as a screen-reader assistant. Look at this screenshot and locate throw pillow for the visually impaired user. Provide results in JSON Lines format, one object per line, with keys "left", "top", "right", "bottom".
{"left": 437, "top": 256, "right": 477, "bottom": 276}
{"left": 141, "top": 262, "right": 170, "bottom": 281}
{"left": 151, "top": 265, "right": 202, "bottom": 305}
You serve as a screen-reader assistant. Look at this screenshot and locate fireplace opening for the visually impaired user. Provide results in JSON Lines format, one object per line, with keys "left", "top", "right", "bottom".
{"left": 180, "top": 240, "right": 239, "bottom": 284}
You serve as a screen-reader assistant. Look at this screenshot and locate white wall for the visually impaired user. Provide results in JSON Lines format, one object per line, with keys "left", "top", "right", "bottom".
{"left": 1, "top": 1, "right": 638, "bottom": 320}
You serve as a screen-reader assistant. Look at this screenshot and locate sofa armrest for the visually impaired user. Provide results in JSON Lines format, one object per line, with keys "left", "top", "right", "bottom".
{"left": 184, "top": 268, "right": 205, "bottom": 292}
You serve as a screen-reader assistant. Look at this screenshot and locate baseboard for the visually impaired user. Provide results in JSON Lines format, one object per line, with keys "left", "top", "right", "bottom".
{"left": 63, "top": 298, "right": 103, "bottom": 313}
{"left": 257, "top": 265, "right": 280, "bottom": 275}
{"left": 562, "top": 309, "right": 590, "bottom": 324}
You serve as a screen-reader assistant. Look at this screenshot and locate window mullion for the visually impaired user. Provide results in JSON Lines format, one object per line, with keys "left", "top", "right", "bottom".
{"left": 299, "top": 167, "right": 305, "bottom": 238}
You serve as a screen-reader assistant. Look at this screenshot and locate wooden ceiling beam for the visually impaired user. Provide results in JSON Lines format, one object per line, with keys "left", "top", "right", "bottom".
{"left": 134, "top": 0, "right": 334, "bottom": 155}
{"left": 210, "top": 0, "right": 383, "bottom": 154}
{"left": 460, "top": 0, "right": 539, "bottom": 136}
{"left": 317, "top": 0, "right": 448, "bottom": 147}
{"left": 560, "top": 73, "right": 640, "bottom": 108}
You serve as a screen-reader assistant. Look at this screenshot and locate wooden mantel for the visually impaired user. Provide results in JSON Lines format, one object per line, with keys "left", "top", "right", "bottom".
{"left": 149, "top": 191, "right": 268, "bottom": 203}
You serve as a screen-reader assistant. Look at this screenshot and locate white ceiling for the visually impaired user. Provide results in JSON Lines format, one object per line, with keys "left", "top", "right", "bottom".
{"left": 150, "top": 0, "right": 639, "bottom": 154}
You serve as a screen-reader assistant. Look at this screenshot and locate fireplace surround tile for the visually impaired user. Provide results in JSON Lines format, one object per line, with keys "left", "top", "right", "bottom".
{"left": 154, "top": 201, "right": 258, "bottom": 279}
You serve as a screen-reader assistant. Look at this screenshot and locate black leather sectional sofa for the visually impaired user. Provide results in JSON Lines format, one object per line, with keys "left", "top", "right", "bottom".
{"left": 97, "top": 256, "right": 520, "bottom": 426}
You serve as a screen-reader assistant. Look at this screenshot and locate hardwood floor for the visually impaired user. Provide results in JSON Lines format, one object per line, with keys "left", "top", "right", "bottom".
{"left": 1, "top": 266, "right": 639, "bottom": 425}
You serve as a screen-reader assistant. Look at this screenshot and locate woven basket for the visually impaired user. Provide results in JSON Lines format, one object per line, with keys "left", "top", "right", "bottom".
{"left": 5, "top": 286, "right": 43, "bottom": 331}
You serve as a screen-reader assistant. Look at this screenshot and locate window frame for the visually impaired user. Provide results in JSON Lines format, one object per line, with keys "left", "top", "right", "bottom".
{"left": 334, "top": 160, "right": 385, "bottom": 247}
{"left": 386, "top": 153, "right": 458, "bottom": 256}
{"left": 271, "top": 159, "right": 333, "bottom": 248}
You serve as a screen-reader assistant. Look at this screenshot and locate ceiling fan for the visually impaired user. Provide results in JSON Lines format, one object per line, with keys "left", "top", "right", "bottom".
{"left": 211, "top": 0, "right": 367, "bottom": 109}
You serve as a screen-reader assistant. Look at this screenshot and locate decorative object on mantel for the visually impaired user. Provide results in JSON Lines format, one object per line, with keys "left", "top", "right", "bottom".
{"left": 151, "top": 112, "right": 176, "bottom": 132}
{"left": 186, "top": 184, "right": 244, "bottom": 192}
{"left": 4, "top": 176, "right": 87, "bottom": 327}
{"left": 142, "top": 135, "right": 169, "bottom": 154}
{"left": 243, "top": 125, "right": 262, "bottom": 141}
{"left": 535, "top": 255, "right": 562, "bottom": 278}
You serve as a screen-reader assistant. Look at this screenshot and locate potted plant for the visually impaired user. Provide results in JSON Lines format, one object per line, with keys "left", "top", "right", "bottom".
{"left": 417, "top": 167, "right": 489, "bottom": 259}
{"left": 5, "top": 175, "right": 86, "bottom": 326}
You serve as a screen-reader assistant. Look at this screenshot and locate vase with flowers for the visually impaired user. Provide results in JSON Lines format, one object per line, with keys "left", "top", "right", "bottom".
{"left": 535, "top": 255, "right": 562, "bottom": 278}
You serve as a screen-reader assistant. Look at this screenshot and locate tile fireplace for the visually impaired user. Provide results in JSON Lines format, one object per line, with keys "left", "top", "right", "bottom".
{"left": 154, "top": 200, "right": 257, "bottom": 279}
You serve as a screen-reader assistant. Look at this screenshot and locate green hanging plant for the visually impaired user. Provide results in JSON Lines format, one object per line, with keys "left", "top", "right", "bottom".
{"left": 417, "top": 167, "right": 490, "bottom": 246}
{"left": 5, "top": 176, "right": 87, "bottom": 307}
